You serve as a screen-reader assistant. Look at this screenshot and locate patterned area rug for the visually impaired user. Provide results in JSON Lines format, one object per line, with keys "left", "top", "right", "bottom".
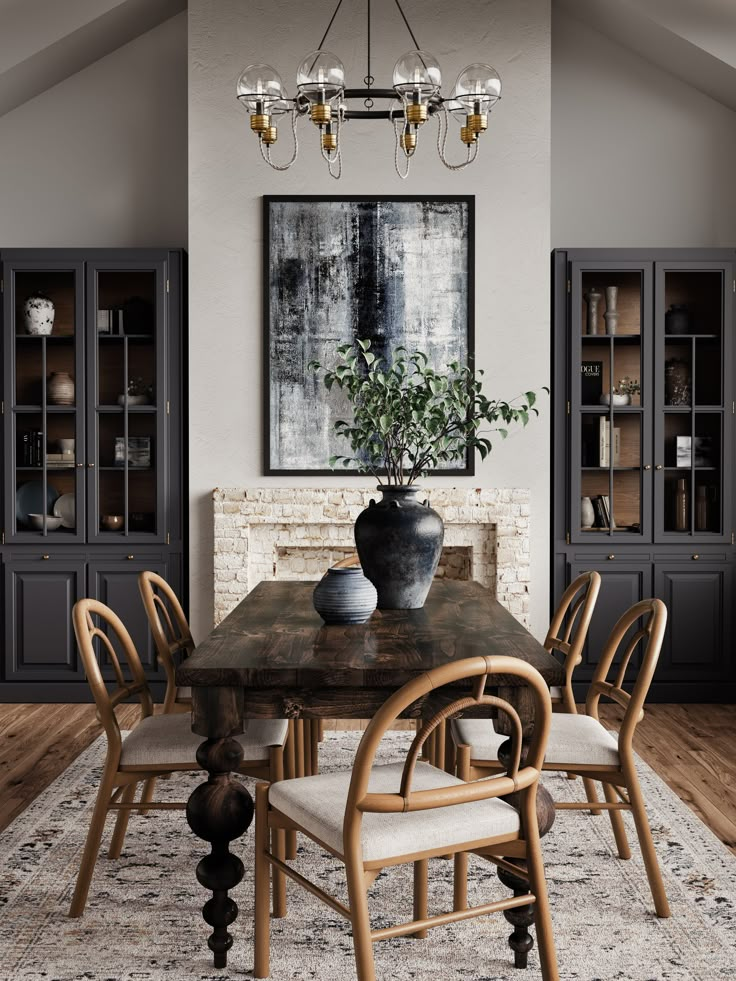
{"left": 1, "top": 729, "right": 735, "bottom": 981}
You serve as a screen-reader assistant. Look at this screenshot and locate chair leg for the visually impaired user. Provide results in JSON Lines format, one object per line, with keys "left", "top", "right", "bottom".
{"left": 582, "top": 776, "right": 602, "bottom": 816}
{"left": 137, "top": 776, "right": 157, "bottom": 815}
{"left": 317, "top": 719, "right": 325, "bottom": 741}
{"left": 285, "top": 722, "right": 297, "bottom": 860}
{"left": 523, "top": 790, "right": 560, "bottom": 981}
{"left": 69, "top": 768, "right": 117, "bottom": 917}
{"left": 254, "top": 785, "right": 272, "bottom": 978}
{"left": 453, "top": 851, "right": 468, "bottom": 912}
{"left": 345, "top": 858, "right": 376, "bottom": 981}
{"left": 108, "top": 782, "right": 137, "bottom": 859}
{"left": 412, "top": 859, "right": 429, "bottom": 938}
{"left": 310, "top": 719, "right": 320, "bottom": 775}
{"left": 602, "top": 781, "right": 631, "bottom": 860}
{"left": 625, "top": 768, "right": 671, "bottom": 918}
{"left": 270, "top": 747, "right": 286, "bottom": 919}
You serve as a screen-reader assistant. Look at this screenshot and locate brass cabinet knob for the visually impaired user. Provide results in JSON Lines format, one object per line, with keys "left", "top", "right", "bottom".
{"left": 643, "top": 464, "right": 651, "bottom": 470}
{"left": 607, "top": 553, "right": 615, "bottom": 560}
{"left": 76, "top": 462, "right": 84, "bottom": 468}
{"left": 42, "top": 554, "right": 50, "bottom": 560}
{"left": 692, "top": 554, "right": 699, "bottom": 560}
{"left": 87, "top": 462, "right": 95, "bottom": 468}
{"left": 655, "top": 464, "right": 663, "bottom": 470}
{"left": 127, "top": 554, "right": 135, "bottom": 560}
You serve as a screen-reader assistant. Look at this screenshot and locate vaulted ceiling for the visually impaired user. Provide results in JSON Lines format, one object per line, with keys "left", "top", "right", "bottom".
{"left": 557, "top": 0, "right": 736, "bottom": 112}
{"left": 0, "top": 0, "right": 186, "bottom": 118}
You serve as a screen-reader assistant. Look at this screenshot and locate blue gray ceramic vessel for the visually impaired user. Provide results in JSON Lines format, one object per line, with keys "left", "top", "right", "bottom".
{"left": 354, "top": 486, "right": 444, "bottom": 610}
{"left": 312, "top": 566, "right": 377, "bottom": 624}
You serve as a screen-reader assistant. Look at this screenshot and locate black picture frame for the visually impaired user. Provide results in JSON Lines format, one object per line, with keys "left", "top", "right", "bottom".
{"left": 263, "top": 195, "right": 476, "bottom": 476}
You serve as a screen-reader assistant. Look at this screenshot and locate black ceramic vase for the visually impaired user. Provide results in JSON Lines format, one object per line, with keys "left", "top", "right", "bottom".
{"left": 354, "top": 486, "right": 444, "bottom": 610}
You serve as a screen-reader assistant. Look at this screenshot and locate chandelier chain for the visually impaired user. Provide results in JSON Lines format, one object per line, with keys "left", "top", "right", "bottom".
{"left": 260, "top": 111, "right": 300, "bottom": 171}
{"left": 392, "top": 117, "right": 411, "bottom": 179}
{"left": 436, "top": 106, "right": 479, "bottom": 170}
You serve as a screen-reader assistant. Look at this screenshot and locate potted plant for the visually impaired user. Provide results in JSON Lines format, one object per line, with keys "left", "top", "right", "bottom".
{"left": 600, "top": 376, "right": 640, "bottom": 407}
{"left": 118, "top": 377, "right": 153, "bottom": 407}
{"left": 309, "top": 340, "right": 545, "bottom": 609}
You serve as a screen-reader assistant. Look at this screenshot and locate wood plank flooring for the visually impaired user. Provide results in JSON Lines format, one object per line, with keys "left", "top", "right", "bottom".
{"left": 0, "top": 703, "right": 734, "bottom": 854}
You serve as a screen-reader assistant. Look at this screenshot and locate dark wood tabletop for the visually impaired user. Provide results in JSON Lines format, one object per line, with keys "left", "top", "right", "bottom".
{"left": 178, "top": 579, "right": 563, "bottom": 694}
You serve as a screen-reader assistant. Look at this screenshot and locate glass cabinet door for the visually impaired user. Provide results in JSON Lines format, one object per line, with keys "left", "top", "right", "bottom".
{"left": 654, "top": 261, "right": 733, "bottom": 542}
{"left": 3, "top": 260, "right": 85, "bottom": 543}
{"left": 86, "top": 260, "right": 167, "bottom": 543}
{"left": 570, "top": 261, "right": 653, "bottom": 542}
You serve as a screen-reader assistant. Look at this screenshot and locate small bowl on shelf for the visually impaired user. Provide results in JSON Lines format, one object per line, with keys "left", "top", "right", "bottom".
{"left": 101, "top": 514, "right": 124, "bottom": 531}
{"left": 27, "top": 513, "right": 62, "bottom": 531}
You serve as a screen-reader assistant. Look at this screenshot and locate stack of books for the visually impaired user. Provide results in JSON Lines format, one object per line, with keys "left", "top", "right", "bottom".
{"left": 18, "top": 431, "right": 44, "bottom": 467}
{"left": 591, "top": 495, "right": 615, "bottom": 529}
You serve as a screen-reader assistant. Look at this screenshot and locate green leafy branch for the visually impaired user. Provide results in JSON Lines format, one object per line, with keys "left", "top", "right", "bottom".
{"left": 308, "top": 339, "right": 548, "bottom": 485}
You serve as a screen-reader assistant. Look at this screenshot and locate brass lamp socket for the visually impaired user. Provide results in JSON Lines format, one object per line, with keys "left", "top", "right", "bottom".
{"left": 405, "top": 102, "right": 428, "bottom": 125}
{"left": 321, "top": 131, "right": 338, "bottom": 152}
{"left": 250, "top": 113, "right": 271, "bottom": 134}
{"left": 460, "top": 125, "right": 478, "bottom": 146}
{"left": 468, "top": 112, "right": 488, "bottom": 133}
{"left": 261, "top": 125, "right": 278, "bottom": 145}
{"left": 400, "top": 130, "right": 417, "bottom": 153}
{"left": 310, "top": 103, "right": 332, "bottom": 125}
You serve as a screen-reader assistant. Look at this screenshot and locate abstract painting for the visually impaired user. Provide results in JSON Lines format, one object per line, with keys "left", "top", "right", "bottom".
{"left": 264, "top": 196, "right": 474, "bottom": 474}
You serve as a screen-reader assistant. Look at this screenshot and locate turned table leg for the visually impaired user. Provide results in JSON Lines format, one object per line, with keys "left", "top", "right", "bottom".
{"left": 187, "top": 687, "right": 252, "bottom": 969}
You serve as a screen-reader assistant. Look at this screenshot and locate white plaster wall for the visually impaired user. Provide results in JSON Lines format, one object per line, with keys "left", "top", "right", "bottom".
{"left": 0, "top": 12, "right": 187, "bottom": 247}
{"left": 552, "top": 7, "right": 736, "bottom": 246}
{"left": 188, "top": 0, "right": 552, "bottom": 641}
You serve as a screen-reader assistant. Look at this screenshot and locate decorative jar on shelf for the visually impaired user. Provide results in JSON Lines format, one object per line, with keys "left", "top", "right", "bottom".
{"left": 47, "top": 371, "right": 74, "bottom": 405}
{"left": 599, "top": 392, "right": 630, "bottom": 407}
{"left": 581, "top": 497, "right": 595, "bottom": 529}
{"left": 23, "top": 292, "right": 55, "bottom": 335}
{"left": 665, "top": 304, "right": 691, "bottom": 335}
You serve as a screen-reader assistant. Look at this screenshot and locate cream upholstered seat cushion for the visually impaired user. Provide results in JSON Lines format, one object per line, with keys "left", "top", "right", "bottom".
{"left": 120, "top": 714, "right": 288, "bottom": 767}
{"left": 451, "top": 718, "right": 506, "bottom": 762}
{"left": 452, "top": 714, "right": 620, "bottom": 768}
{"left": 268, "top": 761, "right": 520, "bottom": 863}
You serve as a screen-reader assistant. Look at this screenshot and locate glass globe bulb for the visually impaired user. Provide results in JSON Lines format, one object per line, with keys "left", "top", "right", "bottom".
{"left": 236, "top": 64, "right": 285, "bottom": 111}
{"left": 453, "top": 64, "right": 502, "bottom": 109}
{"left": 296, "top": 51, "right": 345, "bottom": 104}
{"left": 392, "top": 50, "right": 442, "bottom": 100}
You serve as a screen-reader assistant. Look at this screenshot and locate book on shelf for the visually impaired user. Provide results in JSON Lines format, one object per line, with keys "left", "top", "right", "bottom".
{"left": 591, "top": 494, "right": 616, "bottom": 529}
{"left": 581, "top": 360, "right": 603, "bottom": 404}
{"left": 597, "top": 419, "right": 621, "bottom": 466}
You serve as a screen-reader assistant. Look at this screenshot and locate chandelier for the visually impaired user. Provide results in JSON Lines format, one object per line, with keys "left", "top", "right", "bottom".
{"left": 235, "top": 0, "right": 502, "bottom": 179}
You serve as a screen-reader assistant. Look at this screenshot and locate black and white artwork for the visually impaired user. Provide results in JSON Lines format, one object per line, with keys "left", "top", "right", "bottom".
{"left": 264, "top": 196, "right": 474, "bottom": 474}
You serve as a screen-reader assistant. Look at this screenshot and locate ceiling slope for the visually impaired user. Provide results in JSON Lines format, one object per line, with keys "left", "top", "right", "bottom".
{"left": 557, "top": 0, "right": 736, "bottom": 113}
{"left": 0, "top": 0, "right": 186, "bottom": 118}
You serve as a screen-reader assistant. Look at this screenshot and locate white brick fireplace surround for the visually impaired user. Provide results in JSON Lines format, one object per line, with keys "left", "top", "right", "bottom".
{"left": 213, "top": 488, "right": 531, "bottom": 628}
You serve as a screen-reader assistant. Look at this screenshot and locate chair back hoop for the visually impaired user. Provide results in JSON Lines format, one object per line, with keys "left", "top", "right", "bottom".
{"left": 138, "top": 571, "right": 194, "bottom": 706}
{"left": 400, "top": 693, "right": 523, "bottom": 798}
{"left": 544, "top": 570, "right": 601, "bottom": 672}
{"left": 72, "top": 598, "right": 153, "bottom": 751}
{"left": 585, "top": 598, "right": 667, "bottom": 746}
{"left": 346, "top": 655, "right": 552, "bottom": 821}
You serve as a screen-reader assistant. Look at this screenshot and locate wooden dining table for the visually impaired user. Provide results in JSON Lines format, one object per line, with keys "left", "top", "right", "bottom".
{"left": 177, "top": 578, "right": 564, "bottom": 970}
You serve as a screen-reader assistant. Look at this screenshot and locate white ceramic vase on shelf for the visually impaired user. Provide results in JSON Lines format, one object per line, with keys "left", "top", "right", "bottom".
{"left": 600, "top": 392, "right": 630, "bottom": 407}
{"left": 581, "top": 497, "right": 595, "bottom": 529}
{"left": 23, "top": 293, "right": 55, "bottom": 335}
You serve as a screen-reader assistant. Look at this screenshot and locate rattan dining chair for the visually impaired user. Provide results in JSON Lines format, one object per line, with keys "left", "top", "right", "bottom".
{"left": 452, "top": 598, "right": 670, "bottom": 918}
{"left": 253, "top": 655, "right": 558, "bottom": 981}
{"left": 68, "top": 598, "right": 290, "bottom": 918}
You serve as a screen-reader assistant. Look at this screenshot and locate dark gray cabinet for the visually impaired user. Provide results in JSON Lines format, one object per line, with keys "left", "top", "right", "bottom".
{"left": 0, "top": 249, "right": 186, "bottom": 701}
{"left": 554, "top": 248, "right": 736, "bottom": 701}
{"left": 4, "top": 556, "right": 86, "bottom": 682}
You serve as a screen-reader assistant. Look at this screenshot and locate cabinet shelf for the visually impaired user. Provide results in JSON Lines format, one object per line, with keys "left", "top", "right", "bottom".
{"left": 580, "top": 405, "right": 644, "bottom": 413}
{"left": 13, "top": 405, "right": 76, "bottom": 413}
{"left": 581, "top": 334, "right": 641, "bottom": 343}
{"left": 581, "top": 466, "right": 640, "bottom": 472}
{"left": 96, "top": 405, "right": 158, "bottom": 414}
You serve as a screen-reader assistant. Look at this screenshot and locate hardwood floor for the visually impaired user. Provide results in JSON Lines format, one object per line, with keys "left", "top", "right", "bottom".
{"left": 0, "top": 703, "right": 734, "bottom": 854}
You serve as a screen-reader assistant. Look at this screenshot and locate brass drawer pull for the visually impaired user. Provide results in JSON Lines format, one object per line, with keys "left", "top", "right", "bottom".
{"left": 643, "top": 464, "right": 651, "bottom": 470}
{"left": 76, "top": 462, "right": 84, "bottom": 468}
{"left": 655, "top": 464, "right": 663, "bottom": 471}
{"left": 607, "top": 554, "right": 615, "bottom": 560}
{"left": 87, "top": 462, "right": 95, "bottom": 469}
{"left": 692, "top": 554, "right": 699, "bottom": 561}
{"left": 127, "top": 554, "right": 135, "bottom": 560}
{"left": 42, "top": 554, "right": 50, "bottom": 560}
